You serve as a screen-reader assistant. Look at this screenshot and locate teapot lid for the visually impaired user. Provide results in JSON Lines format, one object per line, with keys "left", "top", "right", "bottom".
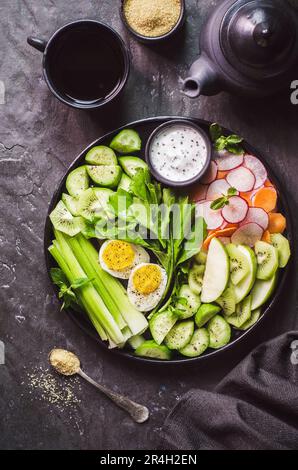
{"left": 220, "top": 0, "right": 297, "bottom": 79}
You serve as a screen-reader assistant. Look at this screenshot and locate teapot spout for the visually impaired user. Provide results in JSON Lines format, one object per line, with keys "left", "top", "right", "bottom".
{"left": 182, "top": 54, "right": 220, "bottom": 98}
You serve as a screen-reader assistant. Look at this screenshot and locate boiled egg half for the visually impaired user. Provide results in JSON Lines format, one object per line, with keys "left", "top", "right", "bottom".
{"left": 99, "top": 240, "right": 150, "bottom": 279}
{"left": 127, "top": 263, "right": 167, "bottom": 312}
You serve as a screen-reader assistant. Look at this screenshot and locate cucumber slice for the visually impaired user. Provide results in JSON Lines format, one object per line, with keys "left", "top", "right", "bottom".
{"left": 226, "top": 243, "right": 250, "bottom": 285}
{"left": 110, "top": 129, "right": 142, "bottom": 153}
{"left": 179, "top": 328, "right": 210, "bottom": 358}
{"left": 270, "top": 233, "right": 291, "bottom": 268}
{"left": 195, "top": 303, "right": 221, "bottom": 328}
{"left": 238, "top": 308, "right": 261, "bottom": 331}
{"left": 85, "top": 146, "right": 117, "bottom": 166}
{"left": 50, "top": 200, "right": 85, "bottom": 237}
{"left": 207, "top": 315, "right": 231, "bottom": 349}
{"left": 128, "top": 335, "right": 145, "bottom": 350}
{"left": 135, "top": 340, "right": 172, "bottom": 360}
{"left": 234, "top": 245, "right": 257, "bottom": 303}
{"left": 175, "top": 285, "right": 201, "bottom": 319}
{"left": 118, "top": 156, "right": 148, "bottom": 177}
{"left": 194, "top": 250, "right": 207, "bottom": 265}
{"left": 61, "top": 193, "right": 79, "bottom": 216}
{"left": 87, "top": 165, "right": 122, "bottom": 188}
{"left": 149, "top": 310, "right": 177, "bottom": 345}
{"left": 188, "top": 265, "right": 205, "bottom": 294}
{"left": 226, "top": 295, "right": 252, "bottom": 328}
{"left": 118, "top": 173, "right": 132, "bottom": 192}
{"left": 77, "top": 188, "right": 104, "bottom": 222}
{"left": 251, "top": 273, "right": 277, "bottom": 310}
{"left": 66, "top": 166, "right": 89, "bottom": 198}
{"left": 255, "top": 241, "right": 279, "bottom": 280}
{"left": 216, "top": 285, "right": 236, "bottom": 316}
{"left": 201, "top": 238, "right": 230, "bottom": 303}
{"left": 165, "top": 320, "right": 195, "bottom": 350}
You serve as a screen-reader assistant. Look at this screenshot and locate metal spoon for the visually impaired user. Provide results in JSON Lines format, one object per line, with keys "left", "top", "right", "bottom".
{"left": 49, "top": 349, "right": 149, "bottom": 423}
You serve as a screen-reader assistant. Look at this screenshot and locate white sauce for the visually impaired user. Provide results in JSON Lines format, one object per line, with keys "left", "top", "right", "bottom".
{"left": 150, "top": 124, "right": 208, "bottom": 182}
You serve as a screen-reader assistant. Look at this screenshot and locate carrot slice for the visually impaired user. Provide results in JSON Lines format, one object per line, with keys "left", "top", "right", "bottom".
{"left": 262, "top": 230, "right": 271, "bottom": 243}
{"left": 268, "top": 213, "right": 286, "bottom": 233}
{"left": 240, "top": 191, "right": 254, "bottom": 207}
{"left": 217, "top": 170, "right": 229, "bottom": 179}
{"left": 253, "top": 187, "right": 277, "bottom": 213}
{"left": 202, "top": 226, "right": 238, "bottom": 251}
{"left": 264, "top": 179, "right": 274, "bottom": 187}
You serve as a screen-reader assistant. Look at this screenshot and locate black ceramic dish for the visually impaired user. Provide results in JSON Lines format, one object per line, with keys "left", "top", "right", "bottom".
{"left": 44, "top": 117, "right": 292, "bottom": 365}
{"left": 120, "top": 0, "right": 186, "bottom": 44}
{"left": 145, "top": 119, "right": 211, "bottom": 187}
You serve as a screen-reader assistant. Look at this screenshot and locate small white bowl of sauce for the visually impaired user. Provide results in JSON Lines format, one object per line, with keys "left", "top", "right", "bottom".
{"left": 145, "top": 120, "right": 211, "bottom": 187}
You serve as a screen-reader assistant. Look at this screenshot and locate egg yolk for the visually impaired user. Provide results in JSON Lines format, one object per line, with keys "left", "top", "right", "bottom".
{"left": 102, "top": 241, "right": 135, "bottom": 271}
{"left": 132, "top": 265, "right": 162, "bottom": 295}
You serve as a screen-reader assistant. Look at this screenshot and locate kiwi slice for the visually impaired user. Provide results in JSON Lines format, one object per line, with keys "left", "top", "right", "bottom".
{"left": 270, "top": 234, "right": 291, "bottom": 268}
{"left": 194, "top": 251, "right": 207, "bottom": 265}
{"left": 207, "top": 315, "right": 231, "bottom": 349}
{"left": 255, "top": 241, "right": 279, "bottom": 280}
{"left": 61, "top": 193, "right": 79, "bottom": 216}
{"left": 49, "top": 200, "right": 85, "bottom": 236}
{"left": 226, "top": 243, "right": 250, "bottom": 285}
{"left": 188, "top": 265, "right": 205, "bottom": 294}
{"left": 238, "top": 308, "right": 261, "bottom": 331}
{"left": 85, "top": 146, "right": 117, "bottom": 166}
{"left": 195, "top": 303, "right": 221, "bottom": 328}
{"left": 66, "top": 166, "right": 89, "bottom": 198}
{"left": 226, "top": 295, "right": 252, "bottom": 328}
{"left": 77, "top": 188, "right": 104, "bottom": 222}
{"left": 216, "top": 285, "right": 236, "bottom": 316}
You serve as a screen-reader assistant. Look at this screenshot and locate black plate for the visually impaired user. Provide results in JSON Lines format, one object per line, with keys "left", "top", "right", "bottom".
{"left": 44, "top": 116, "right": 292, "bottom": 365}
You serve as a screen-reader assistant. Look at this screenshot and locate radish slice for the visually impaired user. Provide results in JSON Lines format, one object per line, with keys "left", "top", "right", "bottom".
{"left": 217, "top": 236, "right": 231, "bottom": 245}
{"left": 222, "top": 196, "right": 248, "bottom": 224}
{"left": 231, "top": 222, "right": 263, "bottom": 246}
{"left": 206, "top": 179, "right": 232, "bottom": 200}
{"left": 226, "top": 166, "right": 255, "bottom": 192}
{"left": 196, "top": 201, "right": 224, "bottom": 230}
{"left": 241, "top": 207, "right": 269, "bottom": 230}
{"left": 244, "top": 155, "right": 267, "bottom": 189}
{"left": 191, "top": 184, "right": 208, "bottom": 202}
{"left": 214, "top": 150, "right": 244, "bottom": 171}
{"left": 201, "top": 161, "right": 218, "bottom": 184}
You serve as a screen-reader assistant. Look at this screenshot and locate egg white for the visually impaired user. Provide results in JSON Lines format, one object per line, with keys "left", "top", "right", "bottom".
{"left": 127, "top": 263, "right": 167, "bottom": 312}
{"left": 99, "top": 240, "right": 150, "bottom": 279}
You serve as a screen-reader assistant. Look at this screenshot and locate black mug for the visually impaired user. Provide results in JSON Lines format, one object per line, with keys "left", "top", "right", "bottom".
{"left": 27, "top": 20, "right": 130, "bottom": 110}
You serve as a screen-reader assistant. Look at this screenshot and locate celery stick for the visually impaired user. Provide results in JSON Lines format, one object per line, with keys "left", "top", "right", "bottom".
{"left": 77, "top": 234, "right": 148, "bottom": 335}
{"left": 53, "top": 230, "right": 125, "bottom": 345}
{"left": 49, "top": 244, "right": 107, "bottom": 341}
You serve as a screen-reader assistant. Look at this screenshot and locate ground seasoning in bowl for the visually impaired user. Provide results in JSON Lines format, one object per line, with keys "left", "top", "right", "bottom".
{"left": 123, "top": 0, "right": 182, "bottom": 39}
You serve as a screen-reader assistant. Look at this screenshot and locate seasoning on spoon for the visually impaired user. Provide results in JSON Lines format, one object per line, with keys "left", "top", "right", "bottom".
{"left": 49, "top": 348, "right": 80, "bottom": 376}
{"left": 123, "top": 0, "right": 182, "bottom": 38}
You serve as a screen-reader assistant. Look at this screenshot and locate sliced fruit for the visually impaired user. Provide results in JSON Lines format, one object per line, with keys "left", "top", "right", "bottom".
{"left": 110, "top": 129, "right": 142, "bottom": 153}
{"left": 188, "top": 265, "right": 205, "bottom": 295}
{"left": 255, "top": 241, "right": 279, "bottom": 280}
{"left": 216, "top": 285, "right": 236, "bottom": 316}
{"left": 87, "top": 165, "right": 122, "bottom": 188}
{"left": 66, "top": 166, "right": 89, "bottom": 198}
{"left": 231, "top": 222, "right": 263, "bottom": 246}
{"left": 179, "top": 328, "right": 209, "bottom": 357}
{"left": 207, "top": 315, "right": 231, "bottom": 349}
{"left": 201, "top": 161, "right": 218, "bottom": 184}
{"left": 61, "top": 193, "right": 79, "bottom": 216}
{"left": 262, "top": 230, "right": 271, "bottom": 243}
{"left": 85, "top": 146, "right": 117, "bottom": 166}
{"left": 241, "top": 207, "right": 269, "bottom": 230}
{"left": 175, "top": 285, "right": 201, "bottom": 319}
{"left": 191, "top": 184, "right": 208, "bottom": 202}
{"left": 268, "top": 213, "right": 286, "bottom": 233}
{"left": 251, "top": 273, "right": 277, "bottom": 310}
{"left": 194, "top": 250, "right": 207, "bottom": 265}
{"left": 93, "top": 187, "right": 115, "bottom": 214}
{"left": 196, "top": 201, "right": 224, "bottom": 230}
{"left": 165, "top": 321, "right": 195, "bottom": 350}
{"left": 226, "top": 243, "right": 250, "bottom": 285}
{"left": 222, "top": 196, "right": 248, "bottom": 224}
{"left": 214, "top": 150, "right": 244, "bottom": 171}
{"left": 253, "top": 187, "right": 277, "bottom": 213}
{"left": 244, "top": 154, "right": 267, "bottom": 189}
{"left": 201, "top": 238, "right": 230, "bottom": 303}
{"left": 135, "top": 340, "right": 172, "bottom": 360}
{"left": 118, "top": 173, "right": 132, "bottom": 192}
{"left": 206, "top": 179, "right": 231, "bottom": 200}
{"left": 149, "top": 310, "right": 177, "bottom": 345}
{"left": 226, "top": 295, "right": 252, "bottom": 328}
{"left": 238, "top": 308, "right": 261, "bottom": 331}
{"left": 49, "top": 200, "right": 85, "bottom": 237}
{"left": 195, "top": 303, "right": 221, "bottom": 328}
{"left": 233, "top": 245, "right": 257, "bottom": 303}
{"left": 270, "top": 233, "right": 291, "bottom": 268}
{"left": 226, "top": 166, "right": 255, "bottom": 192}
{"left": 118, "top": 156, "right": 148, "bottom": 177}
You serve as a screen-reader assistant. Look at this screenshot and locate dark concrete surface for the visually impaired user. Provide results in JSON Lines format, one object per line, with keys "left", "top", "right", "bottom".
{"left": 0, "top": 0, "right": 298, "bottom": 450}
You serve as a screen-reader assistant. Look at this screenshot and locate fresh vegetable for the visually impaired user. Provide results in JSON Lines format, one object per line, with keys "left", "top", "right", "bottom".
{"left": 50, "top": 201, "right": 86, "bottom": 237}
{"left": 226, "top": 167, "right": 255, "bottom": 192}
{"left": 221, "top": 196, "right": 248, "bottom": 224}
{"left": 135, "top": 340, "right": 172, "bottom": 360}
{"left": 87, "top": 165, "right": 122, "bottom": 188}
{"left": 243, "top": 155, "right": 267, "bottom": 189}
{"left": 66, "top": 166, "right": 89, "bottom": 198}
{"left": 201, "top": 238, "right": 230, "bottom": 303}
{"left": 62, "top": 193, "right": 79, "bottom": 216}
{"left": 207, "top": 315, "right": 231, "bottom": 349}
{"left": 210, "top": 123, "right": 244, "bottom": 155}
{"left": 268, "top": 213, "right": 286, "bottom": 233}
{"left": 179, "top": 328, "right": 209, "bottom": 357}
{"left": 165, "top": 320, "right": 195, "bottom": 350}
{"left": 110, "top": 129, "right": 142, "bottom": 153}
{"left": 231, "top": 222, "right": 263, "bottom": 246}
{"left": 85, "top": 146, "right": 117, "bottom": 166}
{"left": 118, "top": 156, "right": 148, "bottom": 177}
{"left": 149, "top": 310, "right": 177, "bottom": 345}
{"left": 201, "top": 160, "right": 217, "bottom": 184}
{"left": 195, "top": 303, "right": 221, "bottom": 328}
{"left": 253, "top": 187, "right": 277, "bottom": 213}
{"left": 175, "top": 285, "right": 201, "bottom": 319}
{"left": 240, "top": 207, "right": 269, "bottom": 230}
{"left": 118, "top": 173, "right": 132, "bottom": 192}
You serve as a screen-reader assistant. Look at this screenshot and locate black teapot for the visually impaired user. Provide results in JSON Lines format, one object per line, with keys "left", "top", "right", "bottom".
{"left": 183, "top": 0, "right": 298, "bottom": 98}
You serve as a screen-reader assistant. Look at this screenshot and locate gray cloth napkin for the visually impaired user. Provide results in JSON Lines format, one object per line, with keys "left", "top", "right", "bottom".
{"left": 160, "top": 331, "right": 298, "bottom": 450}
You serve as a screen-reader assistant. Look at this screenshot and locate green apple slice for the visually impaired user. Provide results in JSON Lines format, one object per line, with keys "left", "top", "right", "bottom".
{"left": 251, "top": 272, "right": 278, "bottom": 310}
{"left": 201, "top": 238, "right": 230, "bottom": 303}
{"left": 234, "top": 245, "right": 257, "bottom": 304}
